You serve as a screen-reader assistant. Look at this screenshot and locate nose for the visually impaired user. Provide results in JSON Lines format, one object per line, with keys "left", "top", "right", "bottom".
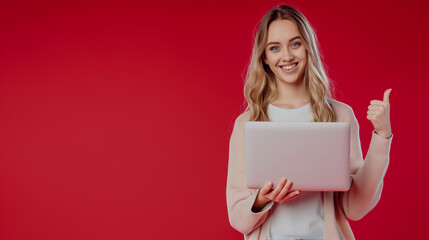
{"left": 281, "top": 47, "right": 294, "bottom": 62}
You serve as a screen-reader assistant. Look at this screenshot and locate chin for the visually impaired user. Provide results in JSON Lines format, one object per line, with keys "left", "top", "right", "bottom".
{"left": 281, "top": 79, "right": 300, "bottom": 84}
{"left": 278, "top": 74, "right": 303, "bottom": 84}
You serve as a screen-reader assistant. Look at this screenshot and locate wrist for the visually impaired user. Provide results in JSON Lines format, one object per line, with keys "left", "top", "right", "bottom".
{"left": 252, "top": 193, "right": 271, "bottom": 212}
{"left": 374, "top": 130, "right": 392, "bottom": 139}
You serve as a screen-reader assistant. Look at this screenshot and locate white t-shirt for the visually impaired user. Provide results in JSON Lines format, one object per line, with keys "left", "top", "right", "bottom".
{"left": 266, "top": 103, "right": 324, "bottom": 240}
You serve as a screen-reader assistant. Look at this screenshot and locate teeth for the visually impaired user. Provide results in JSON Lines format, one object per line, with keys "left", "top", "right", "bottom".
{"left": 281, "top": 63, "right": 297, "bottom": 70}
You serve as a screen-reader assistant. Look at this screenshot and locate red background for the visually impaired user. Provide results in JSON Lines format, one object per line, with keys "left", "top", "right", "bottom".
{"left": 1, "top": 0, "right": 428, "bottom": 239}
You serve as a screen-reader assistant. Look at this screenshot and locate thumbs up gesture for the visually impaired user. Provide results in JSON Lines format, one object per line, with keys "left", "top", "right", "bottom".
{"left": 367, "top": 89, "right": 392, "bottom": 139}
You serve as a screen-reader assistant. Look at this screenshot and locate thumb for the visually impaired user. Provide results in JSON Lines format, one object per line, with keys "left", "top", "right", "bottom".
{"left": 383, "top": 88, "right": 392, "bottom": 103}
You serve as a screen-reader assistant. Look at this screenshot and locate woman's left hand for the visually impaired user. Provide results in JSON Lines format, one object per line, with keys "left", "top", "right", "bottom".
{"left": 367, "top": 89, "right": 392, "bottom": 139}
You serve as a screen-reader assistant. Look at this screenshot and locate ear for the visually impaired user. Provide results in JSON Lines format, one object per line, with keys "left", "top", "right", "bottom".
{"left": 263, "top": 57, "right": 268, "bottom": 65}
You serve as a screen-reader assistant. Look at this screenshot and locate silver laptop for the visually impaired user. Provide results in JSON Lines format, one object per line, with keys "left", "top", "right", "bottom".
{"left": 245, "top": 122, "right": 351, "bottom": 191}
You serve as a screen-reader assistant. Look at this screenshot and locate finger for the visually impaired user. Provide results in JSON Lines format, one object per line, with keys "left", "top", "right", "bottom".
{"left": 275, "top": 180, "right": 293, "bottom": 202}
{"left": 383, "top": 89, "right": 392, "bottom": 103}
{"left": 368, "top": 105, "right": 386, "bottom": 114}
{"left": 260, "top": 181, "right": 273, "bottom": 195}
{"left": 279, "top": 190, "right": 301, "bottom": 203}
{"left": 368, "top": 105, "right": 383, "bottom": 111}
{"left": 367, "top": 109, "right": 380, "bottom": 115}
{"left": 268, "top": 178, "right": 287, "bottom": 199}
{"left": 370, "top": 100, "right": 386, "bottom": 106}
{"left": 284, "top": 180, "right": 293, "bottom": 192}
{"left": 367, "top": 115, "right": 376, "bottom": 121}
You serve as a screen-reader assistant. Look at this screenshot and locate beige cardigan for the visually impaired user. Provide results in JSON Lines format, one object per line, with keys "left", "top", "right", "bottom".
{"left": 226, "top": 99, "right": 393, "bottom": 240}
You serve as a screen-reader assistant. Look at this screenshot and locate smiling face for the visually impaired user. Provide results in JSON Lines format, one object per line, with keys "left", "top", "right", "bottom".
{"left": 264, "top": 19, "right": 307, "bottom": 85}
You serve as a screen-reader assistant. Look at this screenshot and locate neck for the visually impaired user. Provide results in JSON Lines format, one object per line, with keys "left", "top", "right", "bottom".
{"left": 272, "top": 79, "right": 311, "bottom": 108}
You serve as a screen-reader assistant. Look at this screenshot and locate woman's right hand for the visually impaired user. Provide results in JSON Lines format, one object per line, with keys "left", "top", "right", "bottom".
{"left": 252, "top": 178, "right": 302, "bottom": 212}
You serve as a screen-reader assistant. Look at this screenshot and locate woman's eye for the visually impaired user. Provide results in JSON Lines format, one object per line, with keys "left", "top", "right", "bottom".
{"left": 270, "top": 46, "right": 279, "bottom": 51}
{"left": 292, "top": 42, "right": 302, "bottom": 47}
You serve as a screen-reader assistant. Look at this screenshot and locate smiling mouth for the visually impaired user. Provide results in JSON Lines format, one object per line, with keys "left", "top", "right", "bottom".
{"left": 280, "top": 62, "right": 298, "bottom": 71}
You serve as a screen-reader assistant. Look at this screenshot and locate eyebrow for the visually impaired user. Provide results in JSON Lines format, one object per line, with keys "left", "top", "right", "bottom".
{"left": 267, "top": 36, "right": 301, "bottom": 46}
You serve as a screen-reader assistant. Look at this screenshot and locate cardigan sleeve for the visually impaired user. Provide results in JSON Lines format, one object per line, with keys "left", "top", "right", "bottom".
{"left": 226, "top": 113, "right": 275, "bottom": 234}
{"left": 339, "top": 106, "right": 393, "bottom": 221}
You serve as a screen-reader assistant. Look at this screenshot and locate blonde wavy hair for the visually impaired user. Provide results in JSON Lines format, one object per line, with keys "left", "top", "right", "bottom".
{"left": 243, "top": 5, "right": 336, "bottom": 122}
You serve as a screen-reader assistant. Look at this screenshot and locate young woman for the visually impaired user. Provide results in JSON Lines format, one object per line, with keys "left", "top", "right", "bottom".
{"left": 226, "top": 5, "right": 393, "bottom": 240}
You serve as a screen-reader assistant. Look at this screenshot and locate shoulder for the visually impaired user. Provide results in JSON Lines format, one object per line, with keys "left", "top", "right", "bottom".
{"left": 329, "top": 98, "right": 352, "bottom": 112}
{"left": 228, "top": 110, "right": 251, "bottom": 144}
{"left": 233, "top": 110, "right": 252, "bottom": 130}
{"left": 328, "top": 98, "right": 355, "bottom": 121}
{"left": 328, "top": 99, "right": 358, "bottom": 126}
